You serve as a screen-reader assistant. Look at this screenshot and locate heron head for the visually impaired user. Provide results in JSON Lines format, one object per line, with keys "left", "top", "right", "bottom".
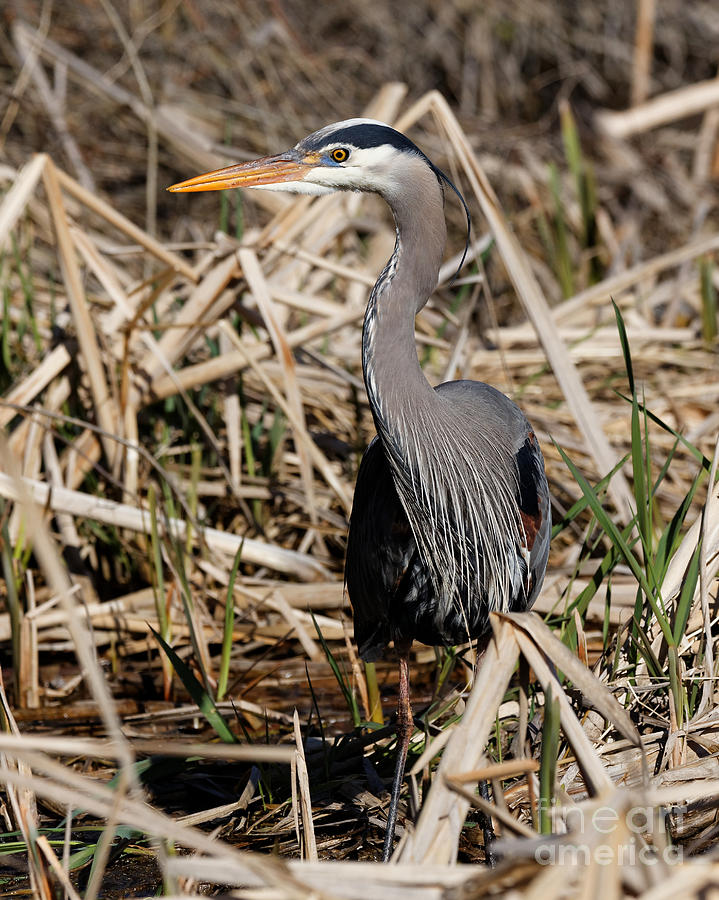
{"left": 168, "top": 119, "right": 439, "bottom": 200}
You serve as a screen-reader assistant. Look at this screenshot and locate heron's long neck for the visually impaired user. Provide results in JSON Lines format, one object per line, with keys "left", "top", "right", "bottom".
{"left": 361, "top": 165, "right": 446, "bottom": 456}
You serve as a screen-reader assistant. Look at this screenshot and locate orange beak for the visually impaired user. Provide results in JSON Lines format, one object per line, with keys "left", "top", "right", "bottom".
{"left": 167, "top": 151, "right": 318, "bottom": 193}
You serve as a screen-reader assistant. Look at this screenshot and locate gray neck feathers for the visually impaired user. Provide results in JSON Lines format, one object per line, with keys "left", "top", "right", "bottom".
{"left": 362, "top": 156, "right": 446, "bottom": 437}
{"left": 361, "top": 154, "right": 522, "bottom": 625}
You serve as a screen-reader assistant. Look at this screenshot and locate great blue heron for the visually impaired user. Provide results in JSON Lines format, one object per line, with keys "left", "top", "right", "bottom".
{"left": 169, "top": 119, "right": 551, "bottom": 862}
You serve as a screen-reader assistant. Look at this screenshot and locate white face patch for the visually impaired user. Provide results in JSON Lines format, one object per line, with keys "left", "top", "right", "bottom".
{"left": 305, "top": 144, "right": 403, "bottom": 194}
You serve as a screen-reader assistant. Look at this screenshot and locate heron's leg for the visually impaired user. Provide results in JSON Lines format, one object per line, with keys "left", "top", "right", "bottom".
{"left": 474, "top": 635, "right": 497, "bottom": 866}
{"left": 382, "top": 639, "right": 413, "bottom": 862}
{"left": 478, "top": 779, "right": 498, "bottom": 867}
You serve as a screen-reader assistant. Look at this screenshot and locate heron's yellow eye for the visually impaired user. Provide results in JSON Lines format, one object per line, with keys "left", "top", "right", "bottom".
{"left": 330, "top": 147, "right": 349, "bottom": 163}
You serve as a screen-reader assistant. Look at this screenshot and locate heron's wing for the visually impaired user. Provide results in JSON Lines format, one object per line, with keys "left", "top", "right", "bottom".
{"left": 434, "top": 380, "right": 551, "bottom": 614}
{"left": 345, "top": 437, "right": 428, "bottom": 661}
{"left": 514, "top": 430, "right": 551, "bottom": 610}
{"left": 347, "top": 389, "right": 551, "bottom": 658}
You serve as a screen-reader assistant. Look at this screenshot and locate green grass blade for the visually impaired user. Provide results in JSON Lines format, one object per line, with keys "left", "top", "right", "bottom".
{"left": 551, "top": 452, "right": 630, "bottom": 541}
{"left": 311, "top": 612, "right": 360, "bottom": 727}
{"left": 559, "top": 100, "right": 597, "bottom": 264}
{"left": 614, "top": 294, "right": 653, "bottom": 577}
{"left": 539, "top": 684, "right": 560, "bottom": 834}
{"left": 555, "top": 442, "right": 674, "bottom": 646}
{"left": 159, "top": 481, "right": 213, "bottom": 696}
{"left": 1, "top": 515, "right": 21, "bottom": 700}
{"left": 672, "top": 543, "right": 701, "bottom": 647}
{"left": 148, "top": 486, "right": 168, "bottom": 639}
{"left": 700, "top": 256, "right": 718, "bottom": 343}
{"left": 616, "top": 393, "right": 710, "bottom": 470}
{"left": 668, "top": 646, "right": 685, "bottom": 731}
{"left": 1, "top": 283, "right": 11, "bottom": 375}
{"left": 185, "top": 443, "right": 202, "bottom": 556}
{"left": 562, "top": 541, "right": 622, "bottom": 649}
{"left": 629, "top": 611, "right": 664, "bottom": 680}
{"left": 630, "top": 394, "right": 648, "bottom": 553}
{"left": 612, "top": 300, "right": 634, "bottom": 394}
{"left": 364, "top": 662, "right": 383, "bottom": 725}
{"left": 67, "top": 844, "right": 98, "bottom": 870}
{"left": 150, "top": 625, "right": 236, "bottom": 743}
{"left": 655, "top": 471, "right": 702, "bottom": 585}
{"left": 217, "top": 541, "right": 244, "bottom": 702}
{"left": 548, "top": 163, "right": 575, "bottom": 298}
{"left": 602, "top": 579, "right": 612, "bottom": 647}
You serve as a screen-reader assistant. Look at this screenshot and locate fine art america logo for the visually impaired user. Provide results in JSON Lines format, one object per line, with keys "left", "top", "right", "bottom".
{"left": 532, "top": 803, "right": 684, "bottom": 866}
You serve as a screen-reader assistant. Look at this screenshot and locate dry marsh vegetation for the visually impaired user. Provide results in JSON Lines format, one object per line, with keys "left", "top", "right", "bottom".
{"left": 0, "top": 2, "right": 718, "bottom": 897}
